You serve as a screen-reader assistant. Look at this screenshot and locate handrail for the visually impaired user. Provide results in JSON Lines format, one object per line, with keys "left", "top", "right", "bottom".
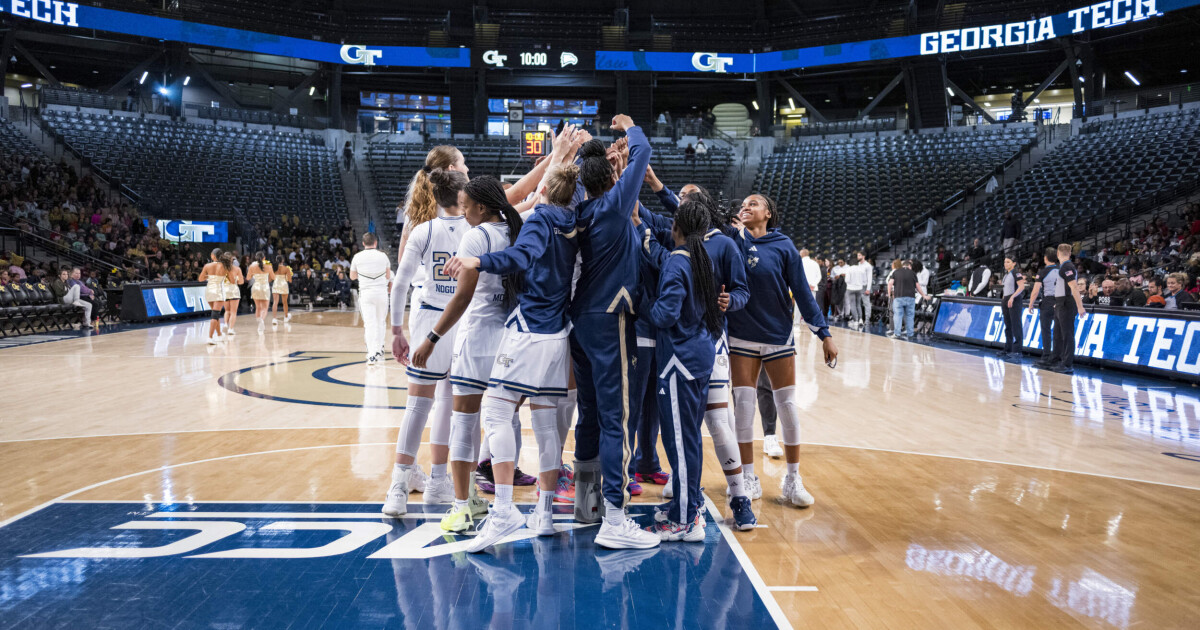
{"left": 0, "top": 218, "right": 147, "bottom": 280}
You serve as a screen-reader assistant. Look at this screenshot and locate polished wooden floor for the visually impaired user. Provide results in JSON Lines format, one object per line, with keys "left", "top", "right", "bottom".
{"left": 3, "top": 310, "right": 1200, "bottom": 629}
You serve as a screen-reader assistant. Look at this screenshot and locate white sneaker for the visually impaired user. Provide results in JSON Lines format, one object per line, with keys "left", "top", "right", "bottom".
{"left": 745, "top": 473, "right": 763, "bottom": 500}
{"left": 272, "top": 318, "right": 278, "bottom": 325}
{"left": 409, "top": 467, "right": 429, "bottom": 493}
{"left": 206, "top": 336, "right": 218, "bottom": 345}
{"left": 424, "top": 474, "right": 454, "bottom": 504}
{"left": 595, "top": 516, "right": 661, "bottom": 550}
{"left": 662, "top": 474, "right": 673, "bottom": 499}
{"left": 285, "top": 313, "right": 293, "bottom": 322}
{"left": 782, "top": 473, "right": 815, "bottom": 507}
{"left": 382, "top": 469, "right": 411, "bottom": 517}
{"left": 257, "top": 320, "right": 265, "bottom": 334}
{"left": 228, "top": 328, "right": 237, "bottom": 336}
{"left": 526, "top": 509, "right": 556, "bottom": 536}
{"left": 366, "top": 354, "right": 378, "bottom": 367}
{"left": 467, "top": 504, "right": 525, "bottom": 553}
{"left": 763, "top": 435, "right": 784, "bottom": 458}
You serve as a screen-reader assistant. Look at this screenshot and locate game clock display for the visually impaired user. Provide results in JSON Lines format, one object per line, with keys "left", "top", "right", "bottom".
{"left": 523, "top": 131, "right": 547, "bottom": 156}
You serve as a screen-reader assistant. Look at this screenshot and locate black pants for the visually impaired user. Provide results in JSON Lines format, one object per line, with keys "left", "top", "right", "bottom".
{"left": 1054, "top": 297, "right": 1076, "bottom": 368}
{"left": 1038, "top": 306, "right": 1056, "bottom": 361}
{"left": 756, "top": 367, "right": 776, "bottom": 436}
{"left": 1001, "top": 295, "right": 1024, "bottom": 353}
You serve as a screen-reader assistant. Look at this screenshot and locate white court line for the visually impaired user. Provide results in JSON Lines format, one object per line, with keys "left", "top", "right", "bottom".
{"left": 767, "top": 586, "right": 820, "bottom": 592}
{"left": 704, "top": 494, "right": 794, "bottom": 630}
{"left": 144, "top": 511, "right": 578, "bottom": 520}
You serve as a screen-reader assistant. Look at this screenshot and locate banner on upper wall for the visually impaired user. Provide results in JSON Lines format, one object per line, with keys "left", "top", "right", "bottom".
{"left": 150, "top": 220, "right": 230, "bottom": 244}
{"left": 934, "top": 298, "right": 1200, "bottom": 381}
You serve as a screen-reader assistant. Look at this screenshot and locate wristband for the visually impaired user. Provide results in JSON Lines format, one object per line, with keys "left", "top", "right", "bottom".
{"left": 427, "top": 331, "right": 442, "bottom": 344}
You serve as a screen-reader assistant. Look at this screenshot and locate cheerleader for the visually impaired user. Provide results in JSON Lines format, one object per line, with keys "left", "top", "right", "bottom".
{"left": 199, "top": 248, "right": 230, "bottom": 345}
{"left": 383, "top": 168, "right": 469, "bottom": 517}
{"left": 726, "top": 194, "right": 838, "bottom": 507}
{"left": 247, "top": 253, "right": 274, "bottom": 335}
{"left": 639, "top": 199, "right": 723, "bottom": 541}
{"left": 444, "top": 163, "right": 582, "bottom": 552}
{"left": 223, "top": 257, "right": 244, "bottom": 335}
{"left": 271, "top": 256, "right": 292, "bottom": 325}
{"left": 406, "top": 175, "right": 525, "bottom": 532}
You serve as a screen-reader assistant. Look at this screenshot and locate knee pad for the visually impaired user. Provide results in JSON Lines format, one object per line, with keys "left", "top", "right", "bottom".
{"left": 395, "top": 395, "right": 433, "bottom": 457}
{"left": 706, "top": 383, "right": 729, "bottom": 405}
{"left": 530, "top": 398, "right": 562, "bottom": 473}
{"left": 448, "top": 411, "right": 479, "bottom": 463}
{"left": 704, "top": 408, "right": 741, "bottom": 471}
{"left": 511, "top": 409, "right": 523, "bottom": 462}
{"left": 481, "top": 395, "right": 519, "bottom": 464}
{"left": 210, "top": 308, "right": 223, "bottom": 321}
{"left": 428, "top": 380, "right": 453, "bottom": 447}
{"left": 732, "top": 386, "right": 756, "bottom": 443}
{"left": 773, "top": 385, "right": 801, "bottom": 446}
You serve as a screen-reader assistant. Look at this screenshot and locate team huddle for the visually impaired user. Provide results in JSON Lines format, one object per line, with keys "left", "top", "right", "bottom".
{"left": 370, "top": 115, "right": 839, "bottom": 554}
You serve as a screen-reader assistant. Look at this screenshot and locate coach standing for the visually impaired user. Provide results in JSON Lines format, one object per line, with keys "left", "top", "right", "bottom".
{"left": 887, "top": 260, "right": 927, "bottom": 339}
{"left": 349, "top": 233, "right": 392, "bottom": 366}
{"left": 1050, "top": 244, "right": 1085, "bottom": 374}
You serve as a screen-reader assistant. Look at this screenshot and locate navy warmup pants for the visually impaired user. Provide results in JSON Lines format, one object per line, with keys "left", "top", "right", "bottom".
{"left": 628, "top": 343, "right": 662, "bottom": 476}
{"left": 570, "top": 312, "right": 637, "bottom": 508}
{"left": 657, "top": 370, "right": 709, "bottom": 524}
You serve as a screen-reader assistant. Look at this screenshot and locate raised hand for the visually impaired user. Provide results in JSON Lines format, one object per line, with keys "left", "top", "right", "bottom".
{"left": 610, "top": 114, "right": 634, "bottom": 132}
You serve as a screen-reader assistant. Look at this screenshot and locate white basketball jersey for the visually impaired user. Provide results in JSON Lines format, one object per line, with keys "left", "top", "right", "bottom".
{"left": 458, "top": 221, "right": 512, "bottom": 327}
{"left": 405, "top": 215, "right": 467, "bottom": 308}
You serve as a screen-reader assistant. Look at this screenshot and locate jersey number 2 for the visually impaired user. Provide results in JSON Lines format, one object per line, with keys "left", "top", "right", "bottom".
{"left": 431, "top": 252, "right": 452, "bottom": 281}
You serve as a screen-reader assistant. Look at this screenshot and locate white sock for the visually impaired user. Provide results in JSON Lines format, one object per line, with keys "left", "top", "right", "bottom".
{"left": 453, "top": 498, "right": 467, "bottom": 510}
{"left": 431, "top": 463, "right": 447, "bottom": 479}
{"left": 604, "top": 500, "right": 624, "bottom": 526}
{"left": 495, "top": 484, "right": 514, "bottom": 510}
{"left": 538, "top": 490, "right": 554, "bottom": 514}
{"left": 726, "top": 472, "right": 746, "bottom": 497}
{"left": 393, "top": 463, "right": 412, "bottom": 478}
{"left": 787, "top": 463, "right": 799, "bottom": 476}
{"left": 743, "top": 462, "right": 755, "bottom": 478}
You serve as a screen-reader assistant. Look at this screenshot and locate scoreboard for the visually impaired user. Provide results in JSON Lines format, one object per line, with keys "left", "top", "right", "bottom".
{"left": 522, "top": 131, "right": 547, "bottom": 157}
{"left": 474, "top": 47, "right": 594, "bottom": 70}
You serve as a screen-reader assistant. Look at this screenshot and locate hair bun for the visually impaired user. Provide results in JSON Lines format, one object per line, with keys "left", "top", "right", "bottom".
{"left": 578, "top": 139, "right": 606, "bottom": 160}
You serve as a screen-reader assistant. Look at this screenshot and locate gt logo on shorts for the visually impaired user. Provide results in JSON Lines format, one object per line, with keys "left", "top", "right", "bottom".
{"left": 496, "top": 354, "right": 514, "bottom": 367}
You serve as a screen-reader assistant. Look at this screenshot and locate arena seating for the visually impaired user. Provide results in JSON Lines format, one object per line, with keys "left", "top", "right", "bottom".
{"left": 41, "top": 87, "right": 122, "bottom": 111}
{"left": 754, "top": 127, "right": 1037, "bottom": 258}
{"left": 364, "top": 137, "right": 733, "bottom": 225}
{"left": 0, "top": 280, "right": 87, "bottom": 337}
{"left": 907, "top": 108, "right": 1200, "bottom": 266}
{"left": 40, "top": 110, "right": 346, "bottom": 224}
{"left": 0, "top": 116, "right": 42, "bottom": 158}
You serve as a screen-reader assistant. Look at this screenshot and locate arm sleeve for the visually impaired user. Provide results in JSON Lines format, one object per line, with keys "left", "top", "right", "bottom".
{"left": 479, "top": 214, "right": 550, "bottom": 276}
{"left": 723, "top": 244, "right": 750, "bottom": 313}
{"left": 656, "top": 187, "right": 680, "bottom": 214}
{"left": 647, "top": 257, "right": 687, "bottom": 329}
{"left": 389, "top": 229, "right": 428, "bottom": 327}
{"left": 784, "top": 247, "right": 831, "bottom": 339}
{"left": 605, "top": 126, "right": 652, "bottom": 220}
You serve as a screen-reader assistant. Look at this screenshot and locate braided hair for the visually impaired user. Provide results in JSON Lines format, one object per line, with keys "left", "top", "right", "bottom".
{"left": 464, "top": 175, "right": 525, "bottom": 311}
{"left": 675, "top": 199, "right": 723, "bottom": 337}
{"left": 579, "top": 139, "right": 613, "bottom": 198}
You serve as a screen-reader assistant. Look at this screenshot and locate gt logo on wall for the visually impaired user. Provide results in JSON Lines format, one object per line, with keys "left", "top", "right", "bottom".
{"left": 340, "top": 44, "right": 383, "bottom": 65}
{"left": 0, "top": 501, "right": 781, "bottom": 628}
{"left": 691, "top": 52, "right": 733, "bottom": 73}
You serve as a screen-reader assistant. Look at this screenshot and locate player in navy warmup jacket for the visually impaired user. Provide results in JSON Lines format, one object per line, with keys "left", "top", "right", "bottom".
{"left": 568, "top": 114, "right": 662, "bottom": 550}
{"left": 726, "top": 193, "right": 838, "bottom": 509}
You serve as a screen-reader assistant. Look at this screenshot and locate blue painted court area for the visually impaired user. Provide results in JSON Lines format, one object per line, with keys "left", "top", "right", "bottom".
{"left": 0, "top": 501, "right": 779, "bottom": 629}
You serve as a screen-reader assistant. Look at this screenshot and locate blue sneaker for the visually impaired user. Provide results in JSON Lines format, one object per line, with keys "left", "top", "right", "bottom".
{"left": 730, "top": 495, "right": 757, "bottom": 531}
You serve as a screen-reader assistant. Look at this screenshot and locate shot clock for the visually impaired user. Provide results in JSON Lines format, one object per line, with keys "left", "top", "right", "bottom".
{"left": 523, "top": 131, "right": 547, "bottom": 157}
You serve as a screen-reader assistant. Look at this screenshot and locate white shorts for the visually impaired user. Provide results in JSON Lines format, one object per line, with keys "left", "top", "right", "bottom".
{"left": 728, "top": 336, "right": 795, "bottom": 362}
{"left": 711, "top": 333, "right": 730, "bottom": 389}
{"left": 405, "top": 304, "right": 460, "bottom": 384}
{"left": 487, "top": 326, "right": 570, "bottom": 398}
{"left": 449, "top": 318, "right": 506, "bottom": 396}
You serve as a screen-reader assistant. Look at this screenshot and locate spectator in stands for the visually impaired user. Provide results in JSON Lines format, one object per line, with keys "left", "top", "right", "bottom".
{"left": 1001, "top": 211, "right": 1021, "bottom": 253}
{"left": 913, "top": 260, "right": 930, "bottom": 301}
{"left": 8, "top": 255, "right": 26, "bottom": 280}
{"left": 332, "top": 268, "right": 351, "bottom": 307}
{"left": 685, "top": 143, "right": 696, "bottom": 163}
{"left": 936, "top": 245, "right": 952, "bottom": 277}
{"left": 800, "top": 248, "right": 820, "bottom": 308}
{"left": 68, "top": 267, "right": 100, "bottom": 327}
{"left": 967, "top": 238, "right": 986, "bottom": 262}
{"left": 0, "top": 269, "right": 9, "bottom": 286}
{"left": 1164, "top": 273, "right": 1195, "bottom": 309}
{"left": 50, "top": 268, "right": 90, "bottom": 328}
{"left": 830, "top": 259, "right": 847, "bottom": 320}
{"left": 343, "top": 142, "right": 354, "bottom": 171}
{"left": 695, "top": 139, "right": 708, "bottom": 159}
{"left": 967, "top": 263, "right": 992, "bottom": 297}
{"left": 1115, "top": 278, "right": 1146, "bottom": 307}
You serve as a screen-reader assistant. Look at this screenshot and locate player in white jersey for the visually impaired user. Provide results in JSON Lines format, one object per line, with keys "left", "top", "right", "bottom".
{"left": 348, "top": 233, "right": 392, "bottom": 365}
{"left": 404, "top": 175, "right": 525, "bottom": 533}
{"left": 383, "top": 168, "right": 469, "bottom": 516}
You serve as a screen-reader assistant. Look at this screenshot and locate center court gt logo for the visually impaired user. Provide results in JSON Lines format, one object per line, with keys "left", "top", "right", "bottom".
{"left": 340, "top": 44, "right": 382, "bottom": 66}
{"left": 560, "top": 51, "right": 578, "bottom": 67}
{"left": 482, "top": 49, "right": 508, "bottom": 67}
{"left": 692, "top": 52, "right": 734, "bottom": 73}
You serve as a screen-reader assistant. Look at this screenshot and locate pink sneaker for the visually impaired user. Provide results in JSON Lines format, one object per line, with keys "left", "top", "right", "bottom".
{"left": 635, "top": 471, "right": 670, "bottom": 485}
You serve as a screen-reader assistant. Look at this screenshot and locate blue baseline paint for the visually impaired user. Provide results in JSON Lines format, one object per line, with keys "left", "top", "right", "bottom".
{"left": 0, "top": 501, "right": 778, "bottom": 630}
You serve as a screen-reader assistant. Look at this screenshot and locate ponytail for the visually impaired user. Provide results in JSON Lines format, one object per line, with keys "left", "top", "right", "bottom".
{"left": 464, "top": 175, "right": 525, "bottom": 311}
{"left": 403, "top": 145, "right": 459, "bottom": 227}
{"left": 676, "top": 199, "right": 722, "bottom": 337}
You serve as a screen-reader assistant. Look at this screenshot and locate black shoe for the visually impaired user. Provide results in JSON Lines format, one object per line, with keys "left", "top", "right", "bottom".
{"left": 1048, "top": 363, "right": 1073, "bottom": 374}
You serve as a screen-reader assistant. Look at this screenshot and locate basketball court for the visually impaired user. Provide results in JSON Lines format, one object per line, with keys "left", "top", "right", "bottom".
{"left": 2, "top": 315, "right": 1198, "bottom": 629}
